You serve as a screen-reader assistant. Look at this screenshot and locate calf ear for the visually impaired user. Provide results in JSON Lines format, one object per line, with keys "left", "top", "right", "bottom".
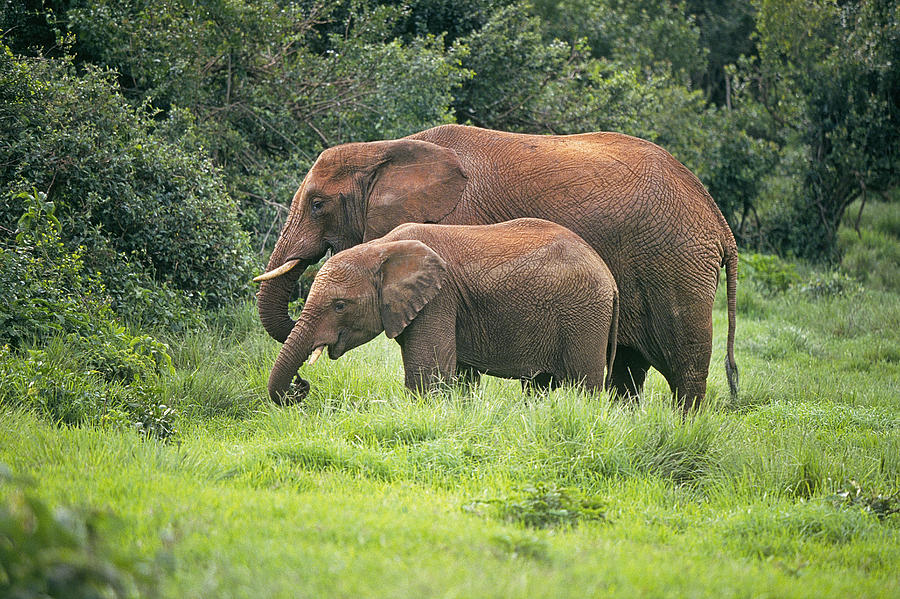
{"left": 376, "top": 240, "right": 447, "bottom": 338}
{"left": 364, "top": 140, "right": 467, "bottom": 242}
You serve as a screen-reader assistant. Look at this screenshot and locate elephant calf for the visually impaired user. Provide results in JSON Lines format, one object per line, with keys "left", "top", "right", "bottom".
{"left": 266, "top": 218, "right": 619, "bottom": 402}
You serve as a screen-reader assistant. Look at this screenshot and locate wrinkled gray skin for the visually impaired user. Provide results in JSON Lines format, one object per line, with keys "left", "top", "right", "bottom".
{"left": 267, "top": 219, "right": 619, "bottom": 403}
{"left": 257, "top": 124, "right": 738, "bottom": 412}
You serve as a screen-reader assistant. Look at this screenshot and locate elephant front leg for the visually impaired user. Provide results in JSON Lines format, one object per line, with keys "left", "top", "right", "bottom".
{"left": 396, "top": 302, "right": 457, "bottom": 393}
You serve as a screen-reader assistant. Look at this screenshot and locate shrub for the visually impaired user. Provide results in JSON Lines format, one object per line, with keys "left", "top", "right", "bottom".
{"left": 464, "top": 483, "right": 606, "bottom": 529}
{"left": 739, "top": 252, "right": 801, "bottom": 295}
{"left": 1, "top": 191, "right": 171, "bottom": 366}
{"left": 795, "top": 271, "right": 862, "bottom": 300}
{"left": 0, "top": 192, "right": 177, "bottom": 439}
{"left": 0, "top": 47, "right": 254, "bottom": 313}
{"left": 0, "top": 465, "right": 162, "bottom": 598}
{"left": 0, "top": 345, "right": 177, "bottom": 440}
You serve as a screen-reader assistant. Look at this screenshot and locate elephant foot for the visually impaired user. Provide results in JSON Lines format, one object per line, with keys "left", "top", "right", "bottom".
{"left": 274, "top": 375, "right": 311, "bottom": 405}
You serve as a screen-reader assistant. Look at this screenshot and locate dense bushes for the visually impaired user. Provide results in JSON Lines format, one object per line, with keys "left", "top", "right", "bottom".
{"left": 0, "top": 190, "right": 177, "bottom": 438}
{"left": 58, "top": 0, "right": 469, "bottom": 243}
{"left": 0, "top": 46, "right": 254, "bottom": 314}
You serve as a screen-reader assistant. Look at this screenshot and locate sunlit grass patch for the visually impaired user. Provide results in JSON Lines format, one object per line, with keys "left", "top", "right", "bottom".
{"left": 3, "top": 259, "right": 900, "bottom": 598}
{"left": 840, "top": 200, "right": 900, "bottom": 293}
{"left": 163, "top": 368, "right": 261, "bottom": 419}
{"left": 718, "top": 499, "right": 883, "bottom": 560}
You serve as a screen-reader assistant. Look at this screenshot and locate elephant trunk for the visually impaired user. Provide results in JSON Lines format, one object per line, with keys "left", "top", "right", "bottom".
{"left": 268, "top": 313, "right": 317, "bottom": 403}
{"left": 256, "top": 259, "right": 309, "bottom": 343}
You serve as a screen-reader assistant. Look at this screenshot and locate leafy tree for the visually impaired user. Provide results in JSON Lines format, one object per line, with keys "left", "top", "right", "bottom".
{"left": 385, "top": 0, "right": 504, "bottom": 45}
{"left": 59, "top": 0, "right": 469, "bottom": 245}
{"left": 685, "top": 0, "right": 757, "bottom": 105}
{"left": 0, "top": 0, "right": 69, "bottom": 57}
{"left": 451, "top": 4, "right": 577, "bottom": 131}
{"left": 750, "top": 0, "right": 900, "bottom": 260}
{"left": 531, "top": 0, "right": 706, "bottom": 84}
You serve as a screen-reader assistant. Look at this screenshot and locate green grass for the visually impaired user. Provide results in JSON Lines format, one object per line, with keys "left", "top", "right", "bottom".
{"left": 840, "top": 198, "right": 900, "bottom": 293}
{"left": 3, "top": 245, "right": 900, "bottom": 597}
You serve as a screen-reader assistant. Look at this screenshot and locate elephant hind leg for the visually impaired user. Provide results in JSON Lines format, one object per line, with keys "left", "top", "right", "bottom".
{"left": 668, "top": 375, "right": 707, "bottom": 414}
{"left": 660, "top": 338, "right": 713, "bottom": 414}
{"left": 607, "top": 346, "right": 650, "bottom": 401}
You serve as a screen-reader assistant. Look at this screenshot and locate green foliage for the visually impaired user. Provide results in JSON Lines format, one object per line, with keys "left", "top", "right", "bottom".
{"left": 0, "top": 192, "right": 177, "bottom": 439}
{"left": 465, "top": 483, "right": 606, "bottom": 529}
{"left": 795, "top": 271, "right": 862, "bottom": 300}
{"left": 740, "top": 251, "right": 864, "bottom": 301}
{"left": 740, "top": 253, "right": 801, "bottom": 295}
{"left": 0, "top": 193, "right": 97, "bottom": 348}
{"left": 0, "top": 465, "right": 161, "bottom": 598}
{"left": 532, "top": 0, "right": 705, "bottom": 81}
{"left": 58, "top": 0, "right": 469, "bottom": 246}
{"left": 0, "top": 48, "right": 254, "bottom": 312}
{"left": 0, "top": 343, "right": 177, "bottom": 440}
{"left": 751, "top": 0, "right": 900, "bottom": 261}
{"left": 0, "top": 191, "right": 172, "bottom": 367}
{"left": 0, "top": 0, "right": 66, "bottom": 57}
{"left": 451, "top": 4, "right": 578, "bottom": 130}
{"left": 685, "top": 0, "right": 758, "bottom": 104}
{"left": 388, "top": 0, "right": 502, "bottom": 45}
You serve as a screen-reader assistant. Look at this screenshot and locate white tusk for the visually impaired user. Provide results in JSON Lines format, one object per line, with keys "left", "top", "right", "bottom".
{"left": 253, "top": 259, "right": 301, "bottom": 282}
{"left": 307, "top": 346, "right": 325, "bottom": 366}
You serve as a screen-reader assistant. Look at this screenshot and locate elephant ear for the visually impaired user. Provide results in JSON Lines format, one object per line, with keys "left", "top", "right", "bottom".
{"left": 364, "top": 140, "right": 467, "bottom": 242}
{"left": 377, "top": 240, "right": 447, "bottom": 339}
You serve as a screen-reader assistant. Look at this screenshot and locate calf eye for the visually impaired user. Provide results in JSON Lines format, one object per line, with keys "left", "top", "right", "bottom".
{"left": 311, "top": 199, "right": 325, "bottom": 213}
{"left": 334, "top": 300, "right": 346, "bottom": 313}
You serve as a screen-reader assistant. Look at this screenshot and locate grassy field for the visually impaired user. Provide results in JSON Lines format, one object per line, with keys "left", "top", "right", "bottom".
{"left": 3, "top": 209, "right": 900, "bottom": 598}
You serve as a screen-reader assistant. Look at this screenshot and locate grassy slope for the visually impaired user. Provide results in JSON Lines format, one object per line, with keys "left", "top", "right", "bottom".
{"left": 2, "top": 211, "right": 900, "bottom": 598}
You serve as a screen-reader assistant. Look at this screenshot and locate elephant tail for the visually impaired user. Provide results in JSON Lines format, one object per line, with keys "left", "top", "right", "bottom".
{"left": 724, "top": 244, "right": 739, "bottom": 399}
{"left": 605, "top": 290, "right": 619, "bottom": 390}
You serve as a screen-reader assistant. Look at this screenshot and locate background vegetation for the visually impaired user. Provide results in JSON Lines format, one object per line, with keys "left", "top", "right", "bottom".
{"left": 1, "top": 1, "right": 898, "bottom": 597}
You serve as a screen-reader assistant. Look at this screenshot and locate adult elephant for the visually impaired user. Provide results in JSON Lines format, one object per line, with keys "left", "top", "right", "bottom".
{"left": 255, "top": 124, "right": 738, "bottom": 411}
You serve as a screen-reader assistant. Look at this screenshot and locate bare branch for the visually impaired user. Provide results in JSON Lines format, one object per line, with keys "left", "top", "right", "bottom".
{"left": 305, "top": 120, "right": 330, "bottom": 146}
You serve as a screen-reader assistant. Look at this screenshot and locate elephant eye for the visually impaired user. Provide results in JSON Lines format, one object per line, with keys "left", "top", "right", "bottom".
{"left": 310, "top": 197, "right": 325, "bottom": 214}
{"left": 333, "top": 299, "right": 347, "bottom": 313}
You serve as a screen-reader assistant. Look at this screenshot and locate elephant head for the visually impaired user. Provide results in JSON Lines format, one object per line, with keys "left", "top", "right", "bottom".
{"left": 267, "top": 239, "right": 447, "bottom": 403}
{"left": 254, "top": 139, "right": 467, "bottom": 344}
